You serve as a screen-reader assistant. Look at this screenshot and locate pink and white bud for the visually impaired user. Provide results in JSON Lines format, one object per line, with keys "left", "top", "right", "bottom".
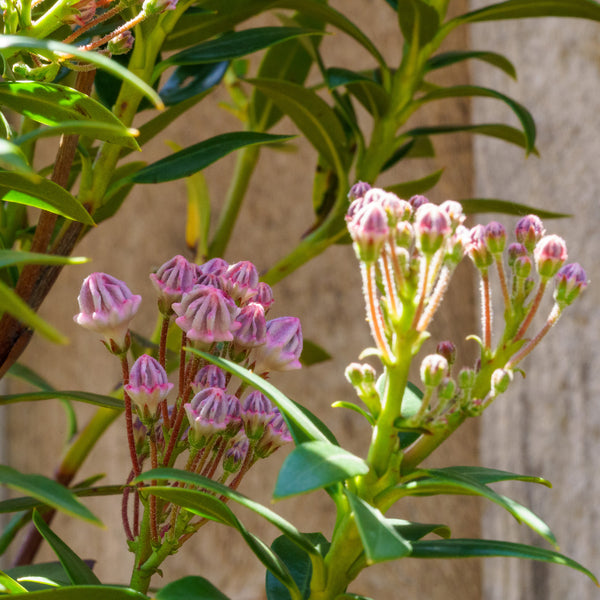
{"left": 467, "top": 225, "right": 493, "bottom": 271}
{"left": 224, "top": 261, "right": 260, "bottom": 304}
{"left": 348, "top": 181, "right": 372, "bottom": 201}
{"left": 150, "top": 255, "right": 197, "bottom": 315}
{"left": 191, "top": 364, "right": 227, "bottom": 393}
{"left": 173, "top": 285, "right": 240, "bottom": 345}
{"left": 533, "top": 235, "right": 567, "bottom": 279}
{"left": 234, "top": 302, "right": 267, "bottom": 349}
{"left": 484, "top": 221, "right": 507, "bottom": 254}
{"left": 420, "top": 354, "right": 448, "bottom": 388}
{"left": 198, "top": 257, "right": 229, "bottom": 276}
{"left": 142, "top": 0, "right": 177, "bottom": 14}
{"left": 414, "top": 203, "right": 451, "bottom": 255}
{"left": 241, "top": 391, "right": 274, "bottom": 440}
{"left": 513, "top": 255, "right": 532, "bottom": 279}
{"left": 345, "top": 362, "right": 377, "bottom": 388}
{"left": 107, "top": 31, "right": 134, "bottom": 55}
{"left": 554, "top": 263, "right": 588, "bottom": 307}
{"left": 248, "top": 282, "right": 274, "bottom": 311}
{"left": 348, "top": 202, "right": 389, "bottom": 262}
{"left": 74, "top": 272, "right": 141, "bottom": 350}
{"left": 184, "top": 387, "right": 241, "bottom": 445}
{"left": 439, "top": 200, "right": 465, "bottom": 229}
{"left": 515, "top": 215, "right": 545, "bottom": 252}
{"left": 491, "top": 368, "right": 512, "bottom": 395}
{"left": 64, "top": 0, "right": 96, "bottom": 27}
{"left": 446, "top": 225, "right": 468, "bottom": 264}
{"left": 125, "top": 354, "right": 173, "bottom": 417}
{"left": 255, "top": 409, "right": 292, "bottom": 458}
{"left": 223, "top": 433, "right": 250, "bottom": 473}
{"left": 252, "top": 317, "right": 303, "bottom": 372}
{"left": 507, "top": 243, "right": 528, "bottom": 267}
{"left": 409, "top": 195, "right": 430, "bottom": 210}
{"left": 436, "top": 341, "right": 456, "bottom": 367}
{"left": 395, "top": 221, "right": 414, "bottom": 249}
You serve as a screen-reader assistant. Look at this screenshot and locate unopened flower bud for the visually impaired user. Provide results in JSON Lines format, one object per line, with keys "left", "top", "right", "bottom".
{"left": 74, "top": 272, "right": 141, "bottom": 351}
{"left": 64, "top": 0, "right": 96, "bottom": 26}
{"left": 234, "top": 302, "right": 267, "bottom": 349}
{"left": 513, "top": 255, "right": 532, "bottom": 279}
{"left": 255, "top": 409, "right": 292, "bottom": 458}
{"left": 224, "top": 261, "right": 259, "bottom": 304}
{"left": 249, "top": 282, "right": 274, "bottom": 310}
{"left": 484, "top": 221, "right": 507, "bottom": 254}
{"left": 507, "top": 243, "right": 528, "bottom": 267}
{"left": 241, "top": 391, "right": 273, "bottom": 440}
{"left": 198, "top": 257, "right": 229, "bottom": 276}
{"left": 107, "top": 31, "right": 134, "bottom": 55}
{"left": 439, "top": 200, "right": 465, "bottom": 229}
{"left": 554, "top": 263, "right": 588, "bottom": 307}
{"left": 142, "top": 0, "right": 177, "bottom": 14}
{"left": 150, "top": 255, "right": 197, "bottom": 315}
{"left": 191, "top": 365, "right": 227, "bottom": 393}
{"left": 515, "top": 215, "right": 545, "bottom": 252}
{"left": 223, "top": 433, "right": 249, "bottom": 474}
{"left": 491, "top": 368, "right": 512, "bottom": 395}
{"left": 252, "top": 317, "right": 303, "bottom": 372}
{"left": 467, "top": 225, "right": 493, "bottom": 271}
{"left": 414, "top": 204, "right": 451, "bottom": 255}
{"left": 458, "top": 367, "right": 476, "bottom": 390}
{"left": 349, "top": 203, "right": 389, "bottom": 262}
{"left": 446, "top": 225, "right": 468, "bottom": 264}
{"left": 420, "top": 354, "right": 448, "bottom": 388}
{"left": 409, "top": 195, "right": 429, "bottom": 210}
{"left": 436, "top": 341, "right": 456, "bottom": 367}
{"left": 534, "top": 235, "right": 567, "bottom": 279}
{"left": 125, "top": 354, "right": 173, "bottom": 417}
{"left": 439, "top": 377, "right": 456, "bottom": 402}
{"left": 348, "top": 181, "right": 371, "bottom": 201}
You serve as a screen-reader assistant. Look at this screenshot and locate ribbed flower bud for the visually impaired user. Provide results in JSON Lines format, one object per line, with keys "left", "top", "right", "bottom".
{"left": 255, "top": 409, "right": 292, "bottom": 458}
{"left": 533, "top": 235, "right": 567, "bottom": 279}
{"left": 74, "top": 272, "right": 141, "bottom": 351}
{"left": 439, "top": 200, "right": 465, "bottom": 229}
{"left": 484, "top": 221, "right": 507, "bottom": 254}
{"left": 467, "top": 225, "right": 494, "bottom": 271}
{"left": 223, "top": 433, "right": 249, "bottom": 474}
{"left": 513, "top": 255, "right": 532, "bottom": 279}
{"left": 150, "top": 255, "right": 197, "bottom": 315}
{"left": 249, "top": 282, "right": 274, "bottom": 310}
{"left": 191, "top": 365, "right": 227, "bottom": 393}
{"left": 414, "top": 204, "right": 451, "bottom": 255}
{"left": 252, "top": 317, "right": 303, "bottom": 372}
{"left": 491, "top": 368, "right": 512, "bottom": 395}
{"left": 409, "top": 195, "right": 430, "bottom": 210}
{"left": 125, "top": 354, "right": 173, "bottom": 417}
{"left": 507, "top": 243, "right": 528, "bottom": 267}
{"left": 173, "top": 285, "right": 240, "bottom": 345}
{"left": 348, "top": 203, "right": 389, "bottom": 262}
{"left": 395, "top": 221, "right": 414, "bottom": 248}
{"left": 64, "top": 0, "right": 96, "bottom": 26}
{"left": 344, "top": 362, "right": 377, "bottom": 387}
{"left": 233, "top": 302, "right": 267, "bottom": 349}
{"left": 446, "top": 225, "right": 468, "bottom": 264}
{"left": 348, "top": 181, "right": 372, "bottom": 201}
{"left": 515, "top": 215, "right": 545, "bottom": 252}
{"left": 554, "top": 263, "right": 588, "bottom": 307}
{"left": 420, "top": 354, "right": 448, "bottom": 388}
{"left": 241, "top": 391, "right": 273, "bottom": 440}
{"left": 107, "top": 31, "right": 134, "bottom": 55}
{"left": 436, "top": 341, "right": 456, "bottom": 367}
{"left": 225, "top": 261, "right": 260, "bottom": 304}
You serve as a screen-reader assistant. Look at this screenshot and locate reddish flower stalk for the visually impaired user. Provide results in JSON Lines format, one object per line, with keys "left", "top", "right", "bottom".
{"left": 77, "top": 10, "right": 147, "bottom": 52}
{"left": 514, "top": 281, "right": 547, "bottom": 340}
{"left": 121, "top": 356, "right": 140, "bottom": 476}
{"left": 480, "top": 271, "right": 492, "bottom": 349}
{"left": 494, "top": 255, "right": 511, "bottom": 310}
{"left": 148, "top": 430, "right": 159, "bottom": 544}
{"left": 412, "top": 257, "right": 431, "bottom": 330}
{"left": 62, "top": 2, "right": 122, "bottom": 44}
{"left": 361, "top": 263, "right": 390, "bottom": 361}
{"left": 380, "top": 253, "right": 399, "bottom": 317}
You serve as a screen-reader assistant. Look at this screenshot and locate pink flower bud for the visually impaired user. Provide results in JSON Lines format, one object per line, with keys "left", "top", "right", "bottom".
{"left": 414, "top": 203, "right": 451, "bottom": 255}
{"left": 446, "top": 225, "right": 468, "bottom": 264}
{"left": 64, "top": 0, "right": 96, "bottom": 26}
{"left": 234, "top": 302, "right": 267, "bottom": 349}
{"left": 533, "top": 234, "right": 567, "bottom": 279}
{"left": 224, "top": 261, "right": 260, "bottom": 303}
{"left": 125, "top": 354, "right": 173, "bottom": 417}
{"left": 439, "top": 200, "right": 465, "bottom": 229}
{"left": 409, "top": 195, "right": 430, "bottom": 210}
{"left": 107, "top": 31, "right": 134, "bottom": 55}
{"left": 255, "top": 409, "right": 292, "bottom": 458}
{"left": 348, "top": 181, "right": 371, "bottom": 201}
{"left": 348, "top": 202, "right": 389, "bottom": 262}
{"left": 515, "top": 215, "right": 545, "bottom": 252}
{"left": 191, "top": 365, "right": 227, "bottom": 393}
{"left": 484, "top": 221, "right": 507, "bottom": 254}
{"left": 436, "top": 341, "right": 456, "bottom": 366}
{"left": 184, "top": 387, "right": 241, "bottom": 445}
{"left": 74, "top": 272, "right": 141, "bottom": 350}
{"left": 173, "top": 285, "right": 240, "bottom": 345}
{"left": 491, "top": 368, "right": 512, "bottom": 395}
{"left": 150, "top": 255, "right": 197, "bottom": 315}
{"left": 395, "top": 221, "right": 414, "bottom": 248}
{"left": 252, "top": 317, "right": 303, "bottom": 372}
{"left": 345, "top": 362, "right": 377, "bottom": 387}
{"left": 420, "top": 353, "right": 448, "bottom": 387}
{"left": 507, "top": 243, "right": 528, "bottom": 267}
{"left": 554, "top": 263, "right": 588, "bottom": 307}
{"left": 142, "top": 0, "right": 177, "bottom": 14}
{"left": 241, "top": 391, "right": 273, "bottom": 440}
{"left": 223, "top": 433, "right": 249, "bottom": 473}
{"left": 467, "top": 225, "right": 494, "bottom": 270}
{"left": 248, "top": 282, "right": 274, "bottom": 310}
{"left": 513, "top": 255, "right": 532, "bottom": 279}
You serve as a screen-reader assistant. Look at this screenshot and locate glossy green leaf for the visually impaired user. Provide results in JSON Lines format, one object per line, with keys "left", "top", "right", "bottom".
{"left": 0, "top": 36, "right": 162, "bottom": 108}
{"left": 274, "top": 441, "right": 369, "bottom": 500}
{"left": 432, "top": 466, "right": 551, "bottom": 487}
{"left": 136, "top": 468, "right": 319, "bottom": 556}
{"left": 0, "top": 139, "right": 36, "bottom": 177}
{"left": 381, "top": 137, "right": 435, "bottom": 171}
{"left": 460, "top": 198, "right": 569, "bottom": 218}
{"left": 397, "top": 0, "right": 440, "bottom": 46}
{"left": 157, "top": 576, "right": 231, "bottom": 600}
{"left": 346, "top": 491, "right": 412, "bottom": 564}
{"left": 185, "top": 349, "right": 330, "bottom": 443}
{"left": 130, "top": 132, "right": 293, "bottom": 184}
{"left": 386, "top": 169, "right": 443, "bottom": 197}
{"left": 32, "top": 510, "right": 101, "bottom": 585}
{"left": 417, "top": 85, "right": 535, "bottom": 153}
{"left": 426, "top": 50, "right": 517, "bottom": 79}
{"left": 326, "top": 68, "right": 389, "bottom": 117}
{"left": 389, "top": 519, "right": 451, "bottom": 541}
{"left": 154, "top": 27, "right": 323, "bottom": 79}
{"left": 331, "top": 401, "right": 374, "bottom": 425}
{"left": 0, "top": 569, "right": 28, "bottom": 593}
{"left": 0, "top": 279, "right": 67, "bottom": 344}
{"left": 410, "top": 538, "right": 599, "bottom": 584}
{"left": 450, "top": 0, "right": 600, "bottom": 26}
{"left": 0, "top": 466, "right": 100, "bottom": 525}
{"left": 300, "top": 339, "right": 331, "bottom": 366}
{"left": 0, "top": 585, "right": 149, "bottom": 598}
{"left": 248, "top": 78, "right": 349, "bottom": 173}
{"left": 0, "top": 250, "right": 88, "bottom": 269}
{"left": 0, "top": 512, "right": 31, "bottom": 557}
{"left": 0, "top": 172, "right": 94, "bottom": 225}
{"left": 7, "top": 562, "right": 71, "bottom": 590}
{"left": 0, "top": 390, "right": 123, "bottom": 409}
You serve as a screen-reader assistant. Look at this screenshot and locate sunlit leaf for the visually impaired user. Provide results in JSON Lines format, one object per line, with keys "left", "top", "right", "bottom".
{"left": 397, "top": 0, "right": 440, "bottom": 46}
{"left": 0, "top": 250, "right": 88, "bottom": 269}
{"left": 0, "top": 390, "right": 123, "bottom": 410}
{"left": 157, "top": 576, "right": 231, "bottom": 600}
{"left": 0, "top": 139, "right": 37, "bottom": 178}
{"left": 426, "top": 50, "right": 517, "bottom": 79}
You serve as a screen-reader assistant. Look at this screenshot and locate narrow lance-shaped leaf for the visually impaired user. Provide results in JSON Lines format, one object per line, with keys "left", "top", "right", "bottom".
{"left": 397, "top": 0, "right": 441, "bottom": 46}
{"left": 386, "top": 169, "right": 443, "bottom": 197}
{"left": 431, "top": 466, "right": 551, "bottom": 487}
{"left": 0, "top": 569, "right": 28, "bottom": 593}
{"left": 0, "top": 390, "right": 124, "bottom": 410}
{"left": 0, "top": 139, "right": 38, "bottom": 178}
{"left": 0, "top": 250, "right": 88, "bottom": 269}
{"left": 326, "top": 68, "right": 390, "bottom": 117}
{"left": 425, "top": 50, "right": 517, "bottom": 79}
{"left": 157, "top": 576, "right": 231, "bottom": 600}
{"left": 460, "top": 198, "right": 569, "bottom": 218}
{"left": 0, "top": 585, "right": 149, "bottom": 599}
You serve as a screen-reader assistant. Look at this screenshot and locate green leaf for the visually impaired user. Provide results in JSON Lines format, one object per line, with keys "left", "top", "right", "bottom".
{"left": 94, "top": 162, "right": 146, "bottom": 224}
{"left": 0, "top": 36, "right": 162, "bottom": 109}
{"left": 335, "top": 595, "right": 373, "bottom": 600}
{"left": 417, "top": 85, "right": 536, "bottom": 153}
{"left": 6, "top": 562, "right": 72, "bottom": 591}
{"left": 326, "top": 68, "right": 389, "bottom": 117}
{"left": 386, "top": 169, "right": 443, "bottom": 197}
{"left": 274, "top": 441, "right": 369, "bottom": 500}
{"left": 157, "top": 576, "right": 231, "bottom": 600}
{"left": 450, "top": 0, "right": 600, "bottom": 26}
{"left": 300, "top": 339, "right": 331, "bottom": 367}
{"left": 159, "top": 62, "right": 227, "bottom": 107}
{"left": 154, "top": 27, "right": 323, "bottom": 79}
{"left": 136, "top": 468, "right": 319, "bottom": 556}
{"left": 389, "top": 519, "right": 451, "bottom": 541}
{"left": 247, "top": 78, "right": 349, "bottom": 173}
{"left": 397, "top": 0, "right": 441, "bottom": 46}
{"left": 185, "top": 349, "right": 330, "bottom": 444}
{"left": 381, "top": 137, "right": 435, "bottom": 172}
{"left": 0, "top": 585, "right": 149, "bottom": 598}
{"left": 0, "top": 279, "right": 67, "bottom": 344}
{"left": 410, "top": 538, "right": 599, "bottom": 584}
{"left": 0, "top": 250, "right": 88, "bottom": 270}
{"left": 0, "top": 139, "right": 37, "bottom": 178}
{"left": 0, "top": 390, "right": 123, "bottom": 410}
{"left": 426, "top": 50, "right": 517, "bottom": 79}
{"left": 331, "top": 401, "right": 374, "bottom": 426}
{"left": 130, "top": 132, "right": 294, "bottom": 184}
{"left": 0, "top": 569, "right": 28, "bottom": 593}
{"left": 460, "top": 198, "right": 569, "bottom": 218}
{"left": 0, "top": 172, "right": 94, "bottom": 225}
{"left": 32, "top": 510, "right": 101, "bottom": 585}
{"left": 346, "top": 491, "right": 412, "bottom": 564}
{"left": 432, "top": 466, "right": 551, "bottom": 487}
{"left": 0, "top": 466, "right": 101, "bottom": 525}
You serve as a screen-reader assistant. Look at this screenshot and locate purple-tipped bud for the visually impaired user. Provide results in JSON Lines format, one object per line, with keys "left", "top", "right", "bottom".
{"left": 191, "top": 365, "right": 227, "bottom": 393}
{"left": 395, "top": 221, "right": 414, "bottom": 248}
{"left": 142, "top": 0, "right": 177, "bottom": 14}
{"left": 515, "top": 215, "right": 545, "bottom": 252}
{"left": 252, "top": 317, "right": 303, "bottom": 372}
{"left": 348, "top": 203, "right": 389, "bottom": 262}
{"left": 225, "top": 261, "right": 260, "bottom": 303}
{"left": 484, "top": 221, "right": 507, "bottom": 254}
{"left": 107, "top": 31, "right": 134, "bottom": 55}
{"left": 234, "top": 302, "right": 267, "bottom": 349}
{"left": 150, "top": 255, "right": 197, "bottom": 315}
{"left": 507, "top": 243, "right": 528, "bottom": 267}
{"left": 249, "top": 282, "right": 274, "bottom": 310}
{"left": 420, "top": 354, "right": 448, "bottom": 387}
{"left": 241, "top": 391, "right": 273, "bottom": 440}
{"left": 491, "top": 368, "right": 512, "bottom": 395}
{"left": 554, "top": 263, "right": 588, "bottom": 307}
{"left": 173, "top": 285, "right": 240, "bottom": 345}
{"left": 439, "top": 200, "right": 465, "bottom": 229}
{"left": 125, "top": 354, "right": 173, "bottom": 417}
{"left": 184, "top": 387, "right": 241, "bottom": 445}
{"left": 467, "top": 225, "right": 494, "bottom": 270}
{"left": 436, "top": 341, "right": 456, "bottom": 367}
{"left": 533, "top": 234, "right": 567, "bottom": 279}
{"left": 345, "top": 362, "right": 377, "bottom": 388}
{"left": 348, "top": 181, "right": 372, "bottom": 201}
{"left": 74, "top": 272, "right": 141, "bottom": 350}
{"left": 513, "top": 255, "right": 532, "bottom": 279}
{"left": 64, "top": 0, "right": 96, "bottom": 26}
{"left": 409, "top": 195, "right": 430, "bottom": 210}
{"left": 223, "top": 433, "right": 250, "bottom": 473}
{"left": 414, "top": 203, "right": 451, "bottom": 255}
{"left": 446, "top": 225, "right": 469, "bottom": 264}
{"left": 255, "top": 409, "right": 292, "bottom": 458}
{"left": 199, "top": 257, "right": 229, "bottom": 276}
